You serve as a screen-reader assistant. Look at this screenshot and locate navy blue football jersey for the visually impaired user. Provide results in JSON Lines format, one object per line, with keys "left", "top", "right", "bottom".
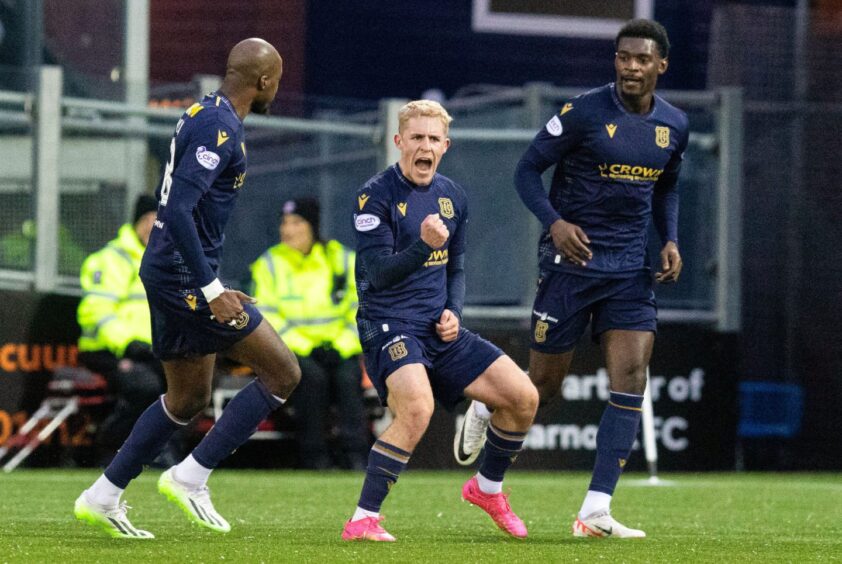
{"left": 141, "top": 93, "right": 248, "bottom": 289}
{"left": 529, "top": 83, "right": 689, "bottom": 277}
{"left": 354, "top": 164, "right": 468, "bottom": 338}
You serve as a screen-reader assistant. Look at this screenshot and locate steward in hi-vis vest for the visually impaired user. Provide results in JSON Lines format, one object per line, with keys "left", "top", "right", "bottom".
{"left": 251, "top": 197, "right": 368, "bottom": 470}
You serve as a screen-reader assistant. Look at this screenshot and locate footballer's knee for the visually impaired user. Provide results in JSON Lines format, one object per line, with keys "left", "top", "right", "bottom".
{"left": 530, "top": 371, "right": 561, "bottom": 405}
{"left": 164, "top": 390, "right": 210, "bottom": 421}
{"left": 610, "top": 363, "right": 647, "bottom": 395}
{"left": 497, "top": 381, "right": 539, "bottom": 427}
{"left": 520, "top": 382, "right": 540, "bottom": 420}
{"left": 394, "top": 400, "right": 433, "bottom": 445}
{"left": 261, "top": 354, "right": 301, "bottom": 399}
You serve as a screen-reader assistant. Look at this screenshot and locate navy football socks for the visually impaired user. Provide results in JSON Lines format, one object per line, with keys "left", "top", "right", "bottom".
{"left": 357, "top": 440, "right": 411, "bottom": 512}
{"left": 191, "top": 378, "right": 283, "bottom": 470}
{"left": 588, "top": 391, "right": 644, "bottom": 495}
{"left": 104, "top": 396, "right": 186, "bottom": 489}
{"left": 479, "top": 423, "right": 527, "bottom": 482}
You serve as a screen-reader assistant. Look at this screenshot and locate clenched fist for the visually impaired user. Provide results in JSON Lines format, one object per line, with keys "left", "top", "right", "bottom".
{"left": 420, "top": 213, "right": 449, "bottom": 249}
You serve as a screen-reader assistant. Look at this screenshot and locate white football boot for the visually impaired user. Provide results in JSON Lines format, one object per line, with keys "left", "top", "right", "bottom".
{"left": 453, "top": 400, "right": 490, "bottom": 466}
{"left": 158, "top": 467, "right": 231, "bottom": 533}
{"left": 74, "top": 491, "right": 154, "bottom": 539}
{"left": 572, "top": 510, "right": 646, "bottom": 539}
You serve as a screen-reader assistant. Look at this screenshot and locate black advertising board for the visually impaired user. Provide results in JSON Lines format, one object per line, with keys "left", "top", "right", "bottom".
{"left": 413, "top": 324, "right": 739, "bottom": 471}
{"left": 0, "top": 289, "right": 738, "bottom": 470}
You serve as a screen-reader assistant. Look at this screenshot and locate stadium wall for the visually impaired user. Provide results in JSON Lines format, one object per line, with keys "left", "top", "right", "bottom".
{"left": 149, "top": 0, "right": 307, "bottom": 97}
{"left": 303, "top": 0, "right": 711, "bottom": 99}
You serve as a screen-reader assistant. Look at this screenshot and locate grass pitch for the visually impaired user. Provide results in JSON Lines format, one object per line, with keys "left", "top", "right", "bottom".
{"left": 1, "top": 470, "right": 840, "bottom": 563}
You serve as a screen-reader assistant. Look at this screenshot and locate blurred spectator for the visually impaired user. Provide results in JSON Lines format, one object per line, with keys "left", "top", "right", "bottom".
{"left": 251, "top": 197, "right": 368, "bottom": 469}
{"left": 76, "top": 195, "right": 181, "bottom": 465}
{"left": 0, "top": 219, "right": 87, "bottom": 272}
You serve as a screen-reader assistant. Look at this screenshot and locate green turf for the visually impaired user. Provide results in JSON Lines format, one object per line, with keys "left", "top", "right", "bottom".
{"left": 1, "top": 470, "right": 840, "bottom": 562}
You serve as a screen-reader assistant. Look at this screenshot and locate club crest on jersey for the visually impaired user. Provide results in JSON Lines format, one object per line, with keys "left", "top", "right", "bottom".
{"left": 358, "top": 194, "right": 370, "bottom": 210}
{"left": 397, "top": 202, "right": 407, "bottom": 216}
{"left": 195, "top": 146, "right": 221, "bottom": 170}
{"left": 184, "top": 294, "right": 197, "bottom": 311}
{"left": 534, "top": 320, "right": 549, "bottom": 343}
{"left": 546, "top": 115, "right": 563, "bottom": 137}
{"left": 656, "top": 126, "right": 670, "bottom": 148}
{"left": 354, "top": 214, "right": 380, "bottom": 232}
{"left": 388, "top": 341, "right": 408, "bottom": 361}
{"left": 438, "top": 197, "right": 454, "bottom": 219}
{"left": 605, "top": 123, "right": 617, "bottom": 138}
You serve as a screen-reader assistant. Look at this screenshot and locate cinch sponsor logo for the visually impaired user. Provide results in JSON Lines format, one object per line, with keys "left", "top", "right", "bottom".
{"left": 195, "top": 146, "right": 221, "bottom": 170}
{"left": 0, "top": 344, "right": 78, "bottom": 373}
{"left": 598, "top": 163, "right": 663, "bottom": 182}
{"left": 424, "top": 249, "right": 449, "bottom": 267}
{"left": 354, "top": 214, "right": 380, "bottom": 232}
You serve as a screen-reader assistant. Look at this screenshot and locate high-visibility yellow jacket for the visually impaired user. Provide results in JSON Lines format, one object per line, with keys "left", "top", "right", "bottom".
{"left": 250, "top": 240, "right": 361, "bottom": 359}
{"left": 77, "top": 224, "right": 151, "bottom": 355}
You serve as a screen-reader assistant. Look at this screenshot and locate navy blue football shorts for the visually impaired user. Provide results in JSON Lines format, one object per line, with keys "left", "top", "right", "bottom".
{"left": 363, "top": 325, "right": 503, "bottom": 411}
{"left": 531, "top": 269, "right": 657, "bottom": 354}
{"left": 144, "top": 282, "right": 263, "bottom": 360}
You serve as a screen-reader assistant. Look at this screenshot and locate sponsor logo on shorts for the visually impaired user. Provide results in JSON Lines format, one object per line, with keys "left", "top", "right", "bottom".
{"left": 533, "top": 310, "right": 559, "bottom": 344}
{"left": 534, "top": 320, "right": 549, "bottom": 343}
{"left": 354, "top": 214, "right": 380, "bottom": 232}
{"left": 533, "top": 310, "right": 559, "bottom": 323}
{"left": 233, "top": 311, "right": 249, "bottom": 330}
{"left": 388, "top": 341, "right": 408, "bottom": 361}
{"left": 196, "top": 146, "right": 221, "bottom": 170}
{"left": 184, "top": 294, "right": 197, "bottom": 311}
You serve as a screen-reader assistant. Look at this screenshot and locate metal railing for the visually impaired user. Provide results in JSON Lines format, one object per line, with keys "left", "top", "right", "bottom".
{"left": 0, "top": 68, "right": 743, "bottom": 330}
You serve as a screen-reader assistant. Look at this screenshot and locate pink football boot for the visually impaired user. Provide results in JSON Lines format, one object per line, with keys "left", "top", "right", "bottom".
{"left": 461, "top": 476, "right": 528, "bottom": 538}
{"left": 341, "top": 516, "right": 396, "bottom": 542}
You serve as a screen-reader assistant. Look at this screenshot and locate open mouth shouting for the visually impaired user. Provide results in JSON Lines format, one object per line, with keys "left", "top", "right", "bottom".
{"left": 414, "top": 156, "right": 434, "bottom": 175}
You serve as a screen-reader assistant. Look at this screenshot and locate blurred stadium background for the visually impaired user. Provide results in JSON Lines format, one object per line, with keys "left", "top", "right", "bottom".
{"left": 0, "top": 0, "right": 840, "bottom": 481}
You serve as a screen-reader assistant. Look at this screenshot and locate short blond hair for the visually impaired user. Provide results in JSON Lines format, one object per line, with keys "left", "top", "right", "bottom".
{"left": 398, "top": 99, "right": 453, "bottom": 134}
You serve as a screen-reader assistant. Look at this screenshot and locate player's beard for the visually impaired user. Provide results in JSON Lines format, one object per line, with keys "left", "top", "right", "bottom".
{"left": 250, "top": 100, "right": 271, "bottom": 115}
